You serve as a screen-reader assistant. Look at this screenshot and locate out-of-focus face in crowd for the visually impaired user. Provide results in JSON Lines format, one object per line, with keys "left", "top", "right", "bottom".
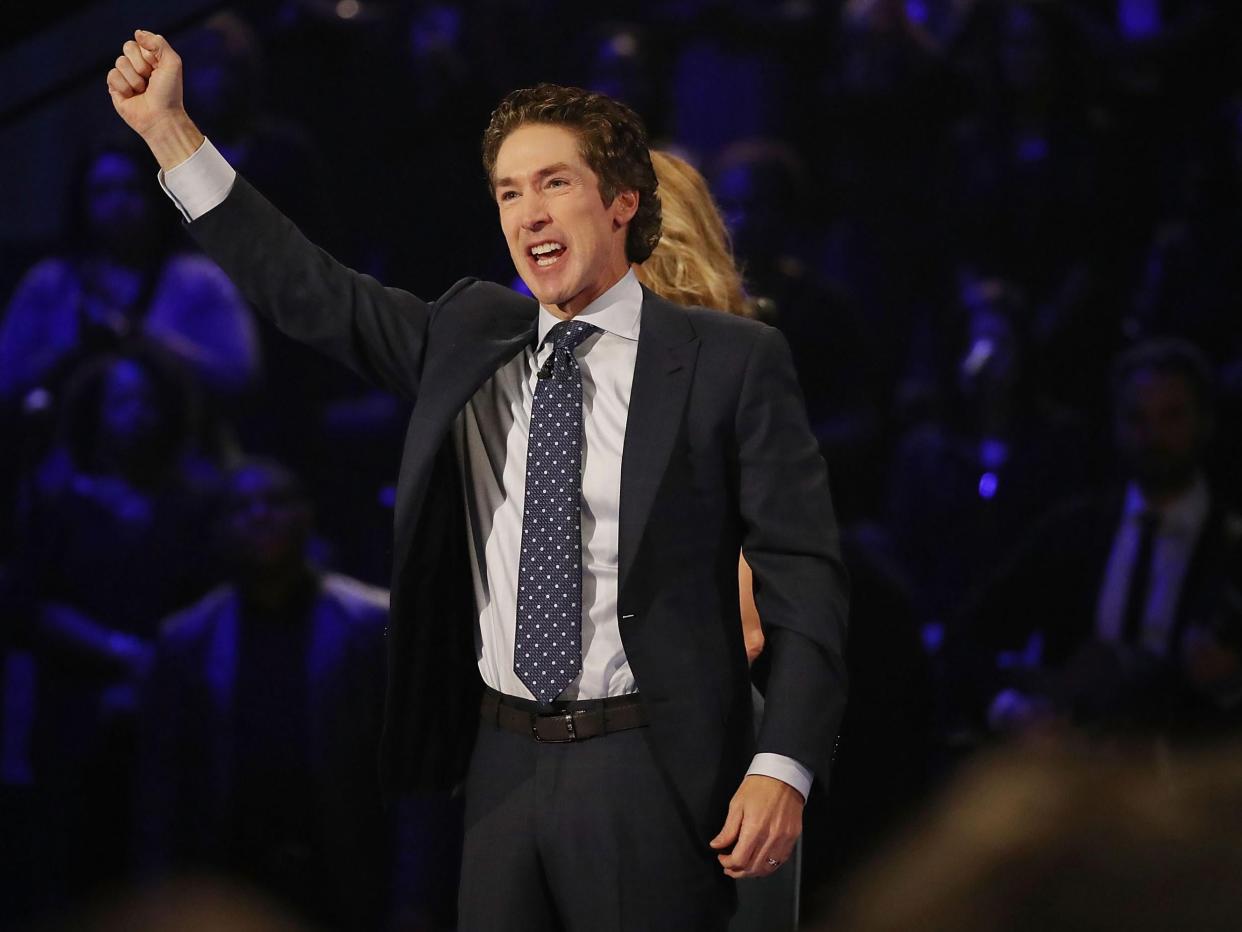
{"left": 85, "top": 151, "right": 154, "bottom": 253}
{"left": 180, "top": 14, "right": 259, "bottom": 130}
{"left": 98, "top": 357, "right": 164, "bottom": 462}
{"left": 713, "top": 160, "right": 789, "bottom": 269}
{"left": 221, "top": 464, "right": 312, "bottom": 574}
{"left": 1115, "top": 367, "right": 1210, "bottom": 495}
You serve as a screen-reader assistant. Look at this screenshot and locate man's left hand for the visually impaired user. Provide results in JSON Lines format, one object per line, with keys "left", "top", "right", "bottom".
{"left": 708, "top": 774, "right": 804, "bottom": 878}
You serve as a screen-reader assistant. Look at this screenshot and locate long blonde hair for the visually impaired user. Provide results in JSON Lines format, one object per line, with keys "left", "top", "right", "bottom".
{"left": 636, "top": 150, "right": 754, "bottom": 317}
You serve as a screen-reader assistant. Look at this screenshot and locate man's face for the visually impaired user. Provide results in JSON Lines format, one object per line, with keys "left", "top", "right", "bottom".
{"left": 713, "top": 162, "right": 786, "bottom": 266}
{"left": 86, "top": 153, "right": 151, "bottom": 244}
{"left": 223, "top": 466, "right": 311, "bottom": 572}
{"left": 100, "top": 359, "right": 162, "bottom": 455}
{"left": 493, "top": 123, "right": 636, "bottom": 316}
{"left": 1114, "top": 368, "right": 1208, "bottom": 495}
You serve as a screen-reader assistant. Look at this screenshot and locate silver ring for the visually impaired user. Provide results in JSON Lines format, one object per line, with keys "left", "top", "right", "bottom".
{"left": 766, "top": 857, "right": 780, "bottom": 867}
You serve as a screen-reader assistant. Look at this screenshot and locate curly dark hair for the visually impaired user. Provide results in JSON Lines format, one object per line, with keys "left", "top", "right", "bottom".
{"left": 481, "top": 83, "right": 662, "bottom": 264}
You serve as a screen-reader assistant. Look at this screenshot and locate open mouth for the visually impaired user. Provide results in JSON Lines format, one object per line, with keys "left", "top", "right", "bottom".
{"left": 529, "top": 241, "right": 566, "bottom": 268}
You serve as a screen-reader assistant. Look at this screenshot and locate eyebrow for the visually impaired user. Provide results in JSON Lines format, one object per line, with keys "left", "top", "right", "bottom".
{"left": 494, "top": 162, "right": 574, "bottom": 191}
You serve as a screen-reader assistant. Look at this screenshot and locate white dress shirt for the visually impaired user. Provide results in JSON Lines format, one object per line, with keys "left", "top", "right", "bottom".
{"left": 1095, "top": 475, "right": 1211, "bottom": 655}
{"left": 159, "top": 137, "right": 813, "bottom": 799}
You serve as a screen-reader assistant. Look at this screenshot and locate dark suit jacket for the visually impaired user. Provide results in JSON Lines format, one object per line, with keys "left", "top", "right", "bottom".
{"left": 141, "top": 574, "right": 393, "bottom": 923}
{"left": 957, "top": 491, "right": 1242, "bottom": 731}
{"left": 187, "top": 177, "right": 850, "bottom": 840}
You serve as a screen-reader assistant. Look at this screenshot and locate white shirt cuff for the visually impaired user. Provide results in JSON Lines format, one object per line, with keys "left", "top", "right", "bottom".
{"left": 157, "top": 137, "right": 236, "bottom": 222}
{"left": 746, "top": 753, "right": 813, "bottom": 802}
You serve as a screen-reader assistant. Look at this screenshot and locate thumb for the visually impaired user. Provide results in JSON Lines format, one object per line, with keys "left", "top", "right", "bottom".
{"left": 709, "top": 802, "right": 743, "bottom": 850}
{"left": 134, "top": 29, "right": 176, "bottom": 65}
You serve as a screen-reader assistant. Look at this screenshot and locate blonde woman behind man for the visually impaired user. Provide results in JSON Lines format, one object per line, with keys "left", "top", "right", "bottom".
{"left": 636, "top": 150, "right": 764, "bottom": 664}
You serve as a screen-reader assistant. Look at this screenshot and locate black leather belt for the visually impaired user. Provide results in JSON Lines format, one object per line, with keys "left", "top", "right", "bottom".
{"left": 480, "top": 686, "right": 649, "bottom": 743}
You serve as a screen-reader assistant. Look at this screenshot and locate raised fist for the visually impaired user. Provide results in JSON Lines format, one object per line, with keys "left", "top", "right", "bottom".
{"left": 107, "top": 30, "right": 185, "bottom": 139}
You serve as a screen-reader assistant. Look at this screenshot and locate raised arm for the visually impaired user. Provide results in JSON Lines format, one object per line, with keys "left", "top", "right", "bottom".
{"left": 108, "top": 30, "right": 431, "bottom": 400}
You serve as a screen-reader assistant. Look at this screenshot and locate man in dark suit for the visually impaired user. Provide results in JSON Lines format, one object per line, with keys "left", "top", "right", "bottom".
{"left": 108, "top": 29, "right": 849, "bottom": 930}
{"left": 958, "top": 339, "right": 1242, "bottom": 737}
{"left": 141, "top": 460, "right": 398, "bottom": 929}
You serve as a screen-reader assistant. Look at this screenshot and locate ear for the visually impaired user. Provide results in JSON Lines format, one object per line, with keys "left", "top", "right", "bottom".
{"left": 612, "top": 188, "right": 640, "bottom": 229}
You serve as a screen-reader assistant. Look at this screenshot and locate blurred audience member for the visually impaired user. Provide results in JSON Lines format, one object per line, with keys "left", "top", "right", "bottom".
{"left": 957, "top": 339, "right": 1242, "bottom": 739}
{"left": 0, "top": 137, "right": 258, "bottom": 403}
{"left": 580, "top": 22, "right": 659, "bottom": 129}
{"left": 828, "top": 741, "right": 1242, "bottom": 932}
{"left": 1127, "top": 96, "right": 1242, "bottom": 362}
{"left": 140, "top": 459, "right": 403, "bottom": 930}
{"left": 179, "top": 12, "right": 332, "bottom": 245}
{"left": 712, "top": 139, "right": 883, "bottom": 519}
{"left": 49, "top": 876, "right": 310, "bottom": 932}
{"left": 665, "top": 4, "right": 800, "bottom": 158}
{"left": 17, "top": 348, "right": 219, "bottom": 909}
{"left": 887, "top": 274, "right": 1089, "bottom": 633}
{"left": 943, "top": 0, "right": 1097, "bottom": 304}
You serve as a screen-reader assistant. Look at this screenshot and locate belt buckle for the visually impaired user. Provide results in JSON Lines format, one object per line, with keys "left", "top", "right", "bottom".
{"left": 532, "top": 711, "right": 576, "bottom": 743}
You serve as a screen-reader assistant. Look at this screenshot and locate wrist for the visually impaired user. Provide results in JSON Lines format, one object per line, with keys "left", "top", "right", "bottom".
{"left": 141, "top": 112, "right": 204, "bottom": 172}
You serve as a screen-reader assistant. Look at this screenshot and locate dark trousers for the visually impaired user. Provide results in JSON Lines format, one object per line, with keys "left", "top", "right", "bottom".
{"left": 457, "top": 718, "right": 734, "bottom": 932}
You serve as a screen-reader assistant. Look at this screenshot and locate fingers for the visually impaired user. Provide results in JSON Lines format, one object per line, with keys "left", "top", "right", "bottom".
{"left": 114, "top": 55, "right": 147, "bottom": 93}
{"left": 107, "top": 68, "right": 135, "bottom": 98}
{"left": 723, "top": 835, "right": 795, "bottom": 879}
{"left": 122, "top": 40, "right": 154, "bottom": 79}
{"left": 708, "top": 800, "right": 742, "bottom": 851}
{"left": 718, "top": 819, "right": 761, "bottom": 874}
{"left": 713, "top": 779, "right": 803, "bottom": 878}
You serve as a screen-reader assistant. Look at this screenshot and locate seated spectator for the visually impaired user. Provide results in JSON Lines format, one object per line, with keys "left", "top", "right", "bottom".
{"left": 179, "top": 12, "right": 333, "bottom": 247}
{"left": 140, "top": 459, "right": 403, "bottom": 930}
{"left": 17, "top": 347, "right": 220, "bottom": 910}
{"left": 956, "top": 339, "right": 1242, "bottom": 739}
{"left": 711, "top": 139, "right": 883, "bottom": 520}
{"left": 0, "top": 136, "right": 259, "bottom": 404}
{"left": 887, "top": 274, "right": 1090, "bottom": 633}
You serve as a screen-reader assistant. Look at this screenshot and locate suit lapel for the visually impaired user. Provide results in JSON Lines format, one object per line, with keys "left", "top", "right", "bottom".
{"left": 618, "top": 291, "right": 699, "bottom": 596}
{"left": 392, "top": 304, "right": 536, "bottom": 573}
{"left": 417, "top": 311, "right": 538, "bottom": 430}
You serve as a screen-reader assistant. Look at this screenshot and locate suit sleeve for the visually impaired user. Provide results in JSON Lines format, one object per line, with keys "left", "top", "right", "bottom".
{"left": 186, "top": 175, "right": 436, "bottom": 401}
{"left": 735, "top": 325, "right": 850, "bottom": 780}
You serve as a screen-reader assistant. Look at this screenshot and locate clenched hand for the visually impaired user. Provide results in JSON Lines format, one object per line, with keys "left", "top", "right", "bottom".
{"left": 107, "top": 30, "right": 203, "bottom": 171}
{"left": 708, "top": 774, "right": 804, "bottom": 879}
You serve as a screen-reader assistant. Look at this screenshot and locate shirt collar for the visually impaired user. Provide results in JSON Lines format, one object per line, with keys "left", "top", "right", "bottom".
{"left": 1123, "top": 473, "right": 1211, "bottom": 534}
{"left": 536, "top": 268, "right": 643, "bottom": 346}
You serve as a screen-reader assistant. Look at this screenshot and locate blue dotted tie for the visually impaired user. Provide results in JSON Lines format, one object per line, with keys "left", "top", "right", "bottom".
{"left": 514, "top": 319, "right": 599, "bottom": 704}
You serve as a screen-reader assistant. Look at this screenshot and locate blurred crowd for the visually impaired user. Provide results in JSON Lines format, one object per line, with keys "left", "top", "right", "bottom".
{"left": 3, "top": 0, "right": 1242, "bottom": 929}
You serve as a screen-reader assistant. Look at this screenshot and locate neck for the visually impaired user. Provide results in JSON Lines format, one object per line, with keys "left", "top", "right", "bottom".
{"left": 1138, "top": 474, "right": 1199, "bottom": 511}
{"left": 239, "top": 561, "right": 313, "bottom": 615}
{"left": 545, "top": 264, "right": 630, "bottom": 320}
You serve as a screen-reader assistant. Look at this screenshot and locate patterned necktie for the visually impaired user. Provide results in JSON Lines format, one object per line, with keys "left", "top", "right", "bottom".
{"left": 514, "top": 319, "right": 599, "bottom": 704}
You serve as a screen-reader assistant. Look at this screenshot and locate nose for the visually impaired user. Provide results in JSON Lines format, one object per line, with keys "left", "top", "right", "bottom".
{"left": 519, "top": 191, "right": 551, "bottom": 232}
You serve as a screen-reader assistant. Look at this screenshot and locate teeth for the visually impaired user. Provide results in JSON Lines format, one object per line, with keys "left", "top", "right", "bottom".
{"left": 536, "top": 255, "right": 560, "bottom": 267}
{"left": 530, "top": 242, "right": 564, "bottom": 256}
